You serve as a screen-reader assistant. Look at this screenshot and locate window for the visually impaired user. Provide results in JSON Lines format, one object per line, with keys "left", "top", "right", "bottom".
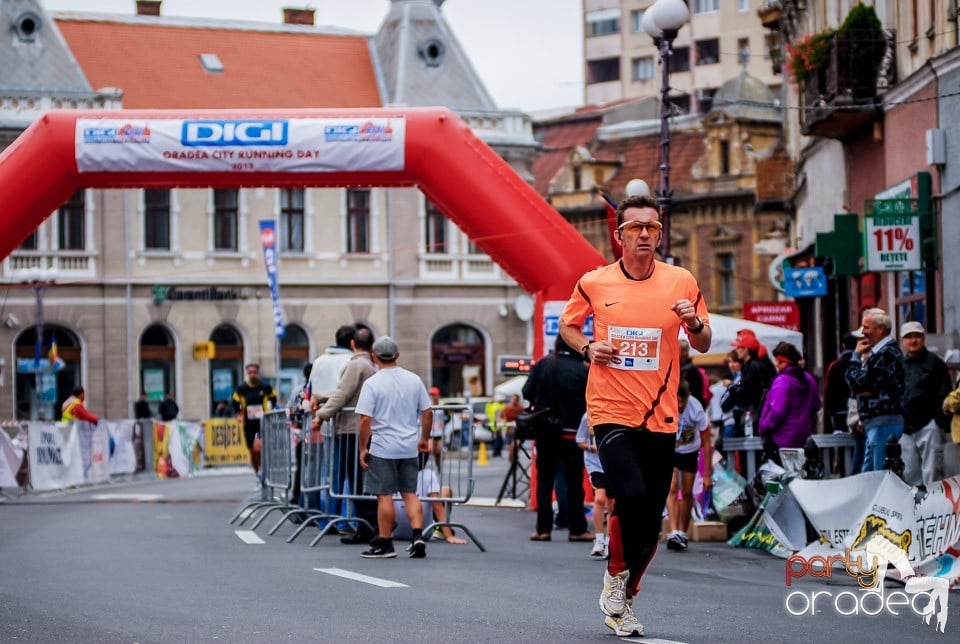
{"left": 586, "top": 58, "right": 620, "bottom": 84}
{"left": 279, "top": 188, "right": 304, "bottom": 253}
{"left": 671, "top": 94, "right": 692, "bottom": 114}
{"left": 720, "top": 140, "right": 731, "bottom": 175}
{"left": 632, "top": 56, "right": 655, "bottom": 81}
{"left": 213, "top": 189, "right": 238, "bottom": 251}
{"left": 668, "top": 47, "right": 690, "bottom": 73}
{"left": 144, "top": 189, "right": 170, "bottom": 250}
{"left": 718, "top": 253, "right": 735, "bottom": 306}
{"left": 698, "top": 88, "right": 717, "bottom": 114}
{"left": 696, "top": 39, "right": 720, "bottom": 66}
{"left": 425, "top": 200, "right": 448, "bottom": 254}
{"left": 346, "top": 189, "right": 370, "bottom": 254}
{"left": 738, "top": 0, "right": 750, "bottom": 11}
{"left": 630, "top": 9, "right": 645, "bottom": 33}
{"left": 586, "top": 8, "right": 619, "bottom": 37}
{"left": 19, "top": 232, "right": 37, "bottom": 250}
{"left": 695, "top": 0, "right": 719, "bottom": 14}
{"left": 58, "top": 189, "right": 85, "bottom": 250}
{"left": 738, "top": 38, "right": 751, "bottom": 65}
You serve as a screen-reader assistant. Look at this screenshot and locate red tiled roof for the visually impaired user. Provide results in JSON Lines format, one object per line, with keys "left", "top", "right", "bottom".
{"left": 532, "top": 116, "right": 603, "bottom": 196}
{"left": 596, "top": 128, "right": 705, "bottom": 198}
{"left": 55, "top": 19, "right": 382, "bottom": 109}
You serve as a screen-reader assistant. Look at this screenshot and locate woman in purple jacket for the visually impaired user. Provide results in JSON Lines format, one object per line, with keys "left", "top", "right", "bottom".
{"left": 758, "top": 342, "right": 821, "bottom": 465}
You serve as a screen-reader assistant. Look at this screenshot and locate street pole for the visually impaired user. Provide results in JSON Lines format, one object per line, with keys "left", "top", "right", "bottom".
{"left": 657, "top": 31, "right": 676, "bottom": 264}
{"left": 33, "top": 283, "right": 44, "bottom": 420}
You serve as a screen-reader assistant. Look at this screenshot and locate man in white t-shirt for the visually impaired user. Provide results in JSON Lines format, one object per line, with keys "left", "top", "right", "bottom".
{"left": 665, "top": 382, "right": 712, "bottom": 552}
{"left": 356, "top": 336, "right": 434, "bottom": 559}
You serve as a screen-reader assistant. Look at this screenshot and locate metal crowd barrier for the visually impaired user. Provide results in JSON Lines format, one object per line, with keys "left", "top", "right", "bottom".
{"left": 317, "top": 404, "right": 485, "bottom": 551}
{"left": 722, "top": 432, "right": 857, "bottom": 480}
{"left": 229, "top": 410, "right": 295, "bottom": 526}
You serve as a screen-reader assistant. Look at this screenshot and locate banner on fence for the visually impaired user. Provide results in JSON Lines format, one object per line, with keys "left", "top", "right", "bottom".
{"left": 202, "top": 418, "right": 249, "bottom": 465}
{"left": 103, "top": 420, "right": 138, "bottom": 475}
{"left": 0, "top": 429, "right": 23, "bottom": 487}
{"left": 77, "top": 422, "right": 110, "bottom": 484}
{"left": 153, "top": 421, "right": 203, "bottom": 478}
{"left": 28, "top": 422, "right": 84, "bottom": 491}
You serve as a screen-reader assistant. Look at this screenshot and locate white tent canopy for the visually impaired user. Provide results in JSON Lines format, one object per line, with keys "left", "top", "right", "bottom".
{"left": 688, "top": 314, "right": 803, "bottom": 356}
{"left": 493, "top": 375, "right": 527, "bottom": 399}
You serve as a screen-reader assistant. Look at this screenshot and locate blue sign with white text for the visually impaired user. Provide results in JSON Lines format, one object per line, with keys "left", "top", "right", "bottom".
{"left": 784, "top": 267, "right": 827, "bottom": 298}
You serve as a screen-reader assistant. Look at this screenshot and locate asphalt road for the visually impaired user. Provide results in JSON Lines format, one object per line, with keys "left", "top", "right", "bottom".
{"left": 1, "top": 456, "right": 957, "bottom": 643}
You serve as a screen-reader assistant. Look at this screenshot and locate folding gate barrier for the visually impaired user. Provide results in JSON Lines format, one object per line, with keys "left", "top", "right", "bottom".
{"left": 229, "top": 410, "right": 295, "bottom": 526}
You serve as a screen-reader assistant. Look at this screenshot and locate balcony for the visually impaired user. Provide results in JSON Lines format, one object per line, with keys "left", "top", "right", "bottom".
{"left": 800, "top": 30, "right": 896, "bottom": 139}
{"left": 1, "top": 250, "right": 97, "bottom": 282}
{"left": 757, "top": 1, "right": 782, "bottom": 31}
{"left": 418, "top": 253, "right": 503, "bottom": 282}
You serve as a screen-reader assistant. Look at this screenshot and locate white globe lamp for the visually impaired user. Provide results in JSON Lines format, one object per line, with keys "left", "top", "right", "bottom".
{"left": 641, "top": 7, "right": 662, "bottom": 39}
{"left": 625, "top": 179, "right": 650, "bottom": 197}
{"left": 651, "top": 0, "right": 689, "bottom": 34}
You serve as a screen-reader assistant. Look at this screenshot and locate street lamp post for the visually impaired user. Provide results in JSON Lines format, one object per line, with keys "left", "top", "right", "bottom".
{"left": 643, "top": 0, "right": 689, "bottom": 264}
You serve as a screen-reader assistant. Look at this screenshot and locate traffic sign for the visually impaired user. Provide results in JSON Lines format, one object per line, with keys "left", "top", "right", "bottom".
{"left": 863, "top": 213, "right": 921, "bottom": 272}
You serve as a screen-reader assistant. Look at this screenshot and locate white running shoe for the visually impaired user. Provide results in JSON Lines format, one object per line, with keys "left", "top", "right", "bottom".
{"left": 599, "top": 569, "right": 629, "bottom": 617}
{"left": 604, "top": 603, "right": 644, "bottom": 637}
{"left": 590, "top": 537, "right": 606, "bottom": 557}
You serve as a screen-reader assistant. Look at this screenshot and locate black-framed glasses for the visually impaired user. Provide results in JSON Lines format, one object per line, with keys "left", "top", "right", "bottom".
{"left": 618, "top": 220, "right": 662, "bottom": 234}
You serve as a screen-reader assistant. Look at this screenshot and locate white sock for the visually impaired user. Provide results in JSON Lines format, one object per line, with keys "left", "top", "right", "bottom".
{"left": 595, "top": 532, "right": 604, "bottom": 542}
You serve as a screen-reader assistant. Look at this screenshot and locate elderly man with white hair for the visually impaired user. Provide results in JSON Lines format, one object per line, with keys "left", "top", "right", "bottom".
{"left": 845, "top": 308, "right": 905, "bottom": 473}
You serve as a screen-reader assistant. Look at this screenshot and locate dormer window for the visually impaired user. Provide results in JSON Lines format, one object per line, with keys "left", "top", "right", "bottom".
{"left": 14, "top": 12, "right": 41, "bottom": 42}
{"left": 417, "top": 37, "right": 445, "bottom": 68}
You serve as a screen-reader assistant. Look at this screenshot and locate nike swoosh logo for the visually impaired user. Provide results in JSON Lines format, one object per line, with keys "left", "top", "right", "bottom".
{"left": 604, "top": 301, "right": 620, "bottom": 307}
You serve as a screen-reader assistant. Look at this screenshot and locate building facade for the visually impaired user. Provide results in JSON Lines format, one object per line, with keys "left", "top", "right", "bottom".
{"left": 0, "top": 0, "right": 539, "bottom": 421}
{"left": 584, "top": 0, "right": 781, "bottom": 111}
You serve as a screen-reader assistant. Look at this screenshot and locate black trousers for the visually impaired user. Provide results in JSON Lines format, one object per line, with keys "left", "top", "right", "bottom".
{"left": 335, "top": 433, "right": 377, "bottom": 533}
{"left": 596, "top": 426, "right": 675, "bottom": 581}
{"left": 535, "top": 428, "right": 587, "bottom": 535}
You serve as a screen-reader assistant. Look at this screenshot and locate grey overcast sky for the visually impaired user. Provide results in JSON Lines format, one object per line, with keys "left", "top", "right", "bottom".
{"left": 39, "top": 0, "right": 585, "bottom": 113}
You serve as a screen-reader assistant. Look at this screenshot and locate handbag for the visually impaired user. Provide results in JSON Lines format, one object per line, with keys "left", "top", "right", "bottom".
{"left": 514, "top": 406, "right": 560, "bottom": 438}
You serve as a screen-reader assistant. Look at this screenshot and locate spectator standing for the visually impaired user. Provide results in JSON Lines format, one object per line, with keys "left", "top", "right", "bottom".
{"left": 134, "top": 393, "right": 152, "bottom": 420}
{"left": 941, "top": 377, "right": 960, "bottom": 476}
{"left": 308, "top": 325, "right": 356, "bottom": 396}
{"left": 678, "top": 338, "right": 706, "bottom": 407}
{"left": 559, "top": 194, "right": 712, "bottom": 638}
{"left": 233, "top": 364, "right": 278, "bottom": 476}
{"left": 355, "top": 336, "right": 433, "bottom": 559}
{"left": 286, "top": 363, "right": 313, "bottom": 518}
{"left": 158, "top": 392, "right": 179, "bottom": 422}
{"left": 823, "top": 333, "right": 859, "bottom": 433}
{"left": 845, "top": 308, "right": 905, "bottom": 473}
{"left": 61, "top": 386, "right": 99, "bottom": 424}
{"left": 502, "top": 393, "right": 524, "bottom": 461}
{"left": 723, "top": 334, "right": 773, "bottom": 423}
{"left": 665, "top": 382, "right": 712, "bottom": 552}
{"left": 522, "top": 336, "right": 593, "bottom": 543}
{"left": 313, "top": 327, "right": 379, "bottom": 544}
{"left": 899, "top": 322, "right": 951, "bottom": 485}
{"left": 486, "top": 394, "right": 506, "bottom": 457}
{"left": 576, "top": 412, "right": 610, "bottom": 558}
{"left": 758, "top": 342, "right": 821, "bottom": 464}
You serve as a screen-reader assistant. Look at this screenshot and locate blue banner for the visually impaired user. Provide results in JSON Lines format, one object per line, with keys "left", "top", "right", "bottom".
{"left": 259, "top": 220, "right": 286, "bottom": 338}
{"left": 784, "top": 267, "right": 828, "bottom": 298}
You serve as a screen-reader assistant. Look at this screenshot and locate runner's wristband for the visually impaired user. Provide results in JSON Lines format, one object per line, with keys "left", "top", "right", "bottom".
{"left": 581, "top": 341, "right": 594, "bottom": 358}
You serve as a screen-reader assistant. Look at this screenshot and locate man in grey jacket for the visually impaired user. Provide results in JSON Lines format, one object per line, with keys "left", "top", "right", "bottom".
{"left": 900, "top": 321, "right": 951, "bottom": 485}
{"left": 313, "top": 326, "right": 378, "bottom": 543}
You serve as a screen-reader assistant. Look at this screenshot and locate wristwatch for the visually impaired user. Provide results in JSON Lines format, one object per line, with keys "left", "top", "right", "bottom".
{"left": 581, "top": 341, "right": 594, "bottom": 358}
{"left": 685, "top": 316, "right": 705, "bottom": 334}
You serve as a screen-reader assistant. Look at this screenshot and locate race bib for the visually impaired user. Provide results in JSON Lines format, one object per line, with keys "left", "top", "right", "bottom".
{"left": 246, "top": 405, "right": 263, "bottom": 420}
{"left": 677, "top": 424, "right": 696, "bottom": 446}
{"left": 607, "top": 326, "right": 661, "bottom": 371}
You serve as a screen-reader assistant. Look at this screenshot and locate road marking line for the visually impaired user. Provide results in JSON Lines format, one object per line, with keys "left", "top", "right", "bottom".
{"left": 314, "top": 568, "right": 408, "bottom": 588}
{"left": 90, "top": 493, "right": 163, "bottom": 501}
{"left": 235, "top": 530, "right": 265, "bottom": 544}
{"left": 629, "top": 639, "right": 689, "bottom": 643}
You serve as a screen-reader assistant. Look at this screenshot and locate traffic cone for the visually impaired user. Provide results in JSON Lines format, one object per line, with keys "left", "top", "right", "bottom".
{"left": 477, "top": 441, "right": 489, "bottom": 466}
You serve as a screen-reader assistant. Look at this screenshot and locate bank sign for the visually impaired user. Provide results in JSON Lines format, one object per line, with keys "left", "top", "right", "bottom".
{"left": 863, "top": 213, "right": 921, "bottom": 272}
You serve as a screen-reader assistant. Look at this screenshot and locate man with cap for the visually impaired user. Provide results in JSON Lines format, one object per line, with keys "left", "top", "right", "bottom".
{"left": 899, "top": 321, "right": 951, "bottom": 485}
{"left": 355, "top": 336, "right": 434, "bottom": 559}
{"left": 723, "top": 333, "right": 773, "bottom": 424}
{"left": 427, "top": 386, "right": 448, "bottom": 469}
{"left": 845, "top": 308, "right": 905, "bottom": 472}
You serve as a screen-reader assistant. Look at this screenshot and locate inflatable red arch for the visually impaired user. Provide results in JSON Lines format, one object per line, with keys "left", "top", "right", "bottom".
{"left": 0, "top": 108, "right": 607, "bottom": 356}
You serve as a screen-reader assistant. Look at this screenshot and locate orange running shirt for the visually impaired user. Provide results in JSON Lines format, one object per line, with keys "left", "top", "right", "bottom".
{"left": 561, "top": 260, "right": 709, "bottom": 433}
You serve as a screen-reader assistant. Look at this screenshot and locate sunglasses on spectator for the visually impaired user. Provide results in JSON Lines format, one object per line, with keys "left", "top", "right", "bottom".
{"left": 618, "top": 220, "right": 663, "bottom": 234}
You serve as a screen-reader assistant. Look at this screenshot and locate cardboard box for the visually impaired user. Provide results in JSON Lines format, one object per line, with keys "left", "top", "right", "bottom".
{"left": 690, "top": 521, "right": 728, "bottom": 542}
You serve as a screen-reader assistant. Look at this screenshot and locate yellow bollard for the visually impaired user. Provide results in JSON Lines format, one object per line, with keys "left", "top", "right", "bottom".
{"left": 477, "top": 440, "right": 489, "bottom": 466}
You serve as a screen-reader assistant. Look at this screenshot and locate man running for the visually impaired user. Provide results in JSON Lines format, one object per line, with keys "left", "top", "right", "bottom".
{"left": 560, "top": 194, "right": 712, "bottom": 638}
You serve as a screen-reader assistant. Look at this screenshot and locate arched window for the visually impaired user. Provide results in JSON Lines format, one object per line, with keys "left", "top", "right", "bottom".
{"left": 139, "top": 324, "right": 176, "bottom": 414}
{"left": 430, "top": 324, "right": 485, "bottom": 397}
{"left": 209, "top": 324, "right": 243, "bottom": 416}
{"left": 14, "top": 325, "right": 81, "bottom": 420}
{"left": 279, "top": 323, "right": 311, "bottom": 403}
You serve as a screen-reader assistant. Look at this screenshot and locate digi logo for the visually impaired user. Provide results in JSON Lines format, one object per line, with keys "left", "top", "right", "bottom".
{"left": 545, "top": 316, "right": 559, "bottom": 336}
{"left": 181, "top": 120, "right": 288, "bottom": 147}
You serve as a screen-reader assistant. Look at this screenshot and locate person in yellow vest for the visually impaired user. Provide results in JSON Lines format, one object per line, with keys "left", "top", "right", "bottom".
{"left": 486, "top": 394, "right": 506, "bottom": 458}
{"left": 61, "top": 386, "right": 99, "bottom": 424}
